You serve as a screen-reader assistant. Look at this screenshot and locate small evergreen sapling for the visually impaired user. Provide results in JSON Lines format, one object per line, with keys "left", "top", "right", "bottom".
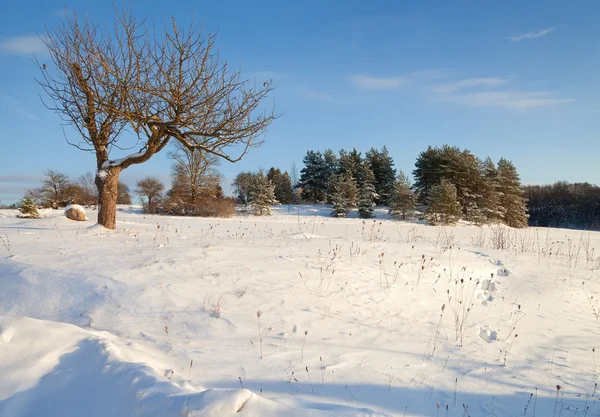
{"left": 18, "top": 195, "right": 40, "bottom": 219}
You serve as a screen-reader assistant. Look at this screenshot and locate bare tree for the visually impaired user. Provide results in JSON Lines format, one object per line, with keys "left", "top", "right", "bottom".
{"left": 76, "top": 171, "right": 98, "bottom": 205}
{"left": 136, "top": 177, "right": 164, "bottom": 213}
{"left": 117, "top": 182, "right": 132, "bottom": 204}
{"left": 28, "top": 169, "right": 76, "bottom": 208}
{"left": 38, "top": 7, "right": 277, "bottom": 228}
{"left": 168, "top": 141, "right": 221, "bottom": 204}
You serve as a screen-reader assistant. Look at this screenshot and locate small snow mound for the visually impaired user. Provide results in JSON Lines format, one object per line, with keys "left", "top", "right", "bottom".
{"left": 497, "top": 268, "right": 511, "bottom": 277}
{"left": 289, "top": 233, "right": 322, "bottom": 240}
{"left": 479, "top": 326, "right": 498, "bottom": 343}
{"left": 0, "top": 327, "right": 15, "bottom": 343}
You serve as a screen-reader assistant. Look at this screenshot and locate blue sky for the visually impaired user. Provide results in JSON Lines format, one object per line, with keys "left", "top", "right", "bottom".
{"left": 0, "top": 0, "right": 599, "bottom": 204}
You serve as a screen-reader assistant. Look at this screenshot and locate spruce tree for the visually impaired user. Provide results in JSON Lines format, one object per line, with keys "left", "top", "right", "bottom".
{"left": 330, "top": 174, "right": 350, "bottom": 218}
{"left": 299, "top": 151, "right": 328, "bottom": 203}
{"left": 366, "top": 146, "right": 396, "bottom": 206}
{"left": 357, "top": 162, "right": 377, "bottom": 219}
{"left": 267, "top": 168, "right": 295, "bottom": 204}
{"left": 249, "top": 172, "right": 278, "bottom": 215}
{"left": 323, "top": 149, "right": 339, "bottom": 203}
{"left": 425, "top": 179, "right": 462, "bottom": 225}
{"left": 389, "top": 171, "right": 416, "bottom": 220}
{"left": 18, "top": 195, "right": 40, "bottom": 219}
{"left": 497, "top": 158, "right": 528, "bottom": 228}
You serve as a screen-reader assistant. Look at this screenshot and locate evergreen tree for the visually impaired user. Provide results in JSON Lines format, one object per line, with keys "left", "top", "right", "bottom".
{"left": 330, "top": 173, "right": 350, "bottom": 217}
{"left": 299, "top": 151, "right": 329, "bottom": 203}
{"left": 425, "top": 179, "right": 462, "bottom": 225}
{"left": 278, "top": 172, "right": 295, "bottom": 204}
{"left": 479, "top": 157, "right": 504, "bottom": 223}
{"left": 249, "top": 171, "right": 278, "bottom": 215}
{"left": 323, "top": 149, "right": 339, "bottom": 203}
{"left": 497, "top": 158, "right": 528, "bottom": 228}
{"left": 18, "top": 195, "right": 40, "bottom": 219}
{"left": 455, "top": 151, "right": 485, "bottom": 224}
{"left": 413, "top": 146, "right": 445, "bottom": 204}
{"left": 366, "top": 146, "right": 396, "bottom": 206}
{"left": 338, "top": 148, "right": 363, "bottom": 184}
{"left": 357, "top": 161, "right": 377, "bottom": 219}
{"left": 389, "top": 171, "right": 416, "bottom": 220}
{"left": 267, "top": 168, "right": 295, "bottom": 204}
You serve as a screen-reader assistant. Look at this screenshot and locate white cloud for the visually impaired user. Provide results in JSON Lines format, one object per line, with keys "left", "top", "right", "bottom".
{"left": 301, "top": 90, "right": 337, "bottom": 103}
{"left": 508, "top": 27, "right": 556, "bottom": 42}
{"left": 433, "top": 77, "right": 507, "bottom": 93}
{"left": 0, "top": 34, "right": 47, "bottom": 55}
{"left": 441, "top": 90, "right": 572, "bottom": 110}
{"left": 348, "top": 74, "right": 405, "bottom": 90}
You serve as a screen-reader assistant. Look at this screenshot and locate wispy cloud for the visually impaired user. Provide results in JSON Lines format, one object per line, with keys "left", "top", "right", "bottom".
{"left": 0, "top": 34, "right": 47, "bottom": 55}
{"left": 300, "top": 90, "right": 337, "bottom": 103}
{"left": 433, "top": 77, "right": 507, "bottom": 93}
{"left": 348, "top": 74, "right": 405, "bottom": 90}
{"left": 439, "top": 90, "right": 572, "bottom": 110}
{"left": 0, "top": 93, "right": 40, "bottom": 120}
{"left": 508, "top": 27, "right": 556, "bottom": 42}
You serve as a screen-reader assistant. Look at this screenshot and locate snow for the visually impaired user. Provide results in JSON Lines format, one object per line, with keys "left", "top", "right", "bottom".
{"left": 1, "top": 206, "right": 600, "bottom": 416}
{"left": 101, "top": 151, "right": 147, "bottom": 169}
{"left": 64, "top": 204, "right": 86, "bottom": 214}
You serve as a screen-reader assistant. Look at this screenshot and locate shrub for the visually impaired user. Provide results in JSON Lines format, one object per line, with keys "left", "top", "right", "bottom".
{"left": 17, "top": 195, "right": 40, "bottom": 219}
{"left": 163, "top": 196, "right": 235, "bottom": 218}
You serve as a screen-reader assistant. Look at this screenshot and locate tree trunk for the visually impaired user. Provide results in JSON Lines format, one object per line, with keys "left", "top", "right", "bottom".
{"left": 96, "top": 167, "right": 121, "bottom": 229}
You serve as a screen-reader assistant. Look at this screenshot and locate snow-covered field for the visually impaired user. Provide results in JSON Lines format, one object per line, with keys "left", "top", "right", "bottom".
{"left": 1, "top": 205, "right": 600, "bottom": 416}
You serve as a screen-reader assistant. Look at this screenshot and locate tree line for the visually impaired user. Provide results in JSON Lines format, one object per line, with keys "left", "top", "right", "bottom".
{"left": 284, "top": 144, "right": 529, "bottom": 226}
{"left": 524, "top": 182, "right": 600, "bottom": 231}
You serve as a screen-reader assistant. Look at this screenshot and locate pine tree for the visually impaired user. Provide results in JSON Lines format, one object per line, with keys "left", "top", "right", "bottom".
{"left": 323, "top": 149, "right": 339, "bottom": 203}
{"left": 497, "top": 158, "right": 528, "bottom": 228}
{"left": 267, "top": 168, "right": 295, "bottom": 204}
{"left": 357, "top": 162, "right": 377, "bottom": 219}
{"left": 299, "top": 151, "right": 329, "bottom": 203}
{"left": 480, "top": 157, "right": 503, "bottom": 223}
{"left": 425, "top": 179, "right": 462, "bottom": 225}
{"left": 389, "top": 171, "right": 416, "bottom": 220}
{"left": 249, "top": 172, "right": 278, "bottom": 215}
{"left": 413, "top": 146, "right": 444, "bottom": 204}
{"left": 366, "top": 146, "right": 396, "bottom": 206}
{"left": 18, "top": 195, "right": 40, "bottom": 219}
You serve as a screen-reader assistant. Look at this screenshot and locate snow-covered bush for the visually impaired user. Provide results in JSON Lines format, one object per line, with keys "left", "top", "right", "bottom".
{"left": 17, "top": 195, "right": 40, "bottom": 219}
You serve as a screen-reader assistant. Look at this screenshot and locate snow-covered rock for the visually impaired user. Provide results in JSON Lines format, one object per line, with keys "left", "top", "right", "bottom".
{"left": 65, "top": 204, "right": 87, "bottom": 221}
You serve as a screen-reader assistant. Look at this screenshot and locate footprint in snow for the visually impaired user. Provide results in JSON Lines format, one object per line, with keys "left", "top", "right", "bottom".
{"left": 479, "top": 326, "right": 498, "bottom": 343}
{"left": 477, "top": 293, "right": 494, "bottom": 306}
{"left": 480, "top": 279, "right": 497, "bottom": 292}
{"left": 497, "top": 268, "right": 511, "bottom": 277}
{"left": 489, "top": 259, "right": 504, "bottom": 266}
